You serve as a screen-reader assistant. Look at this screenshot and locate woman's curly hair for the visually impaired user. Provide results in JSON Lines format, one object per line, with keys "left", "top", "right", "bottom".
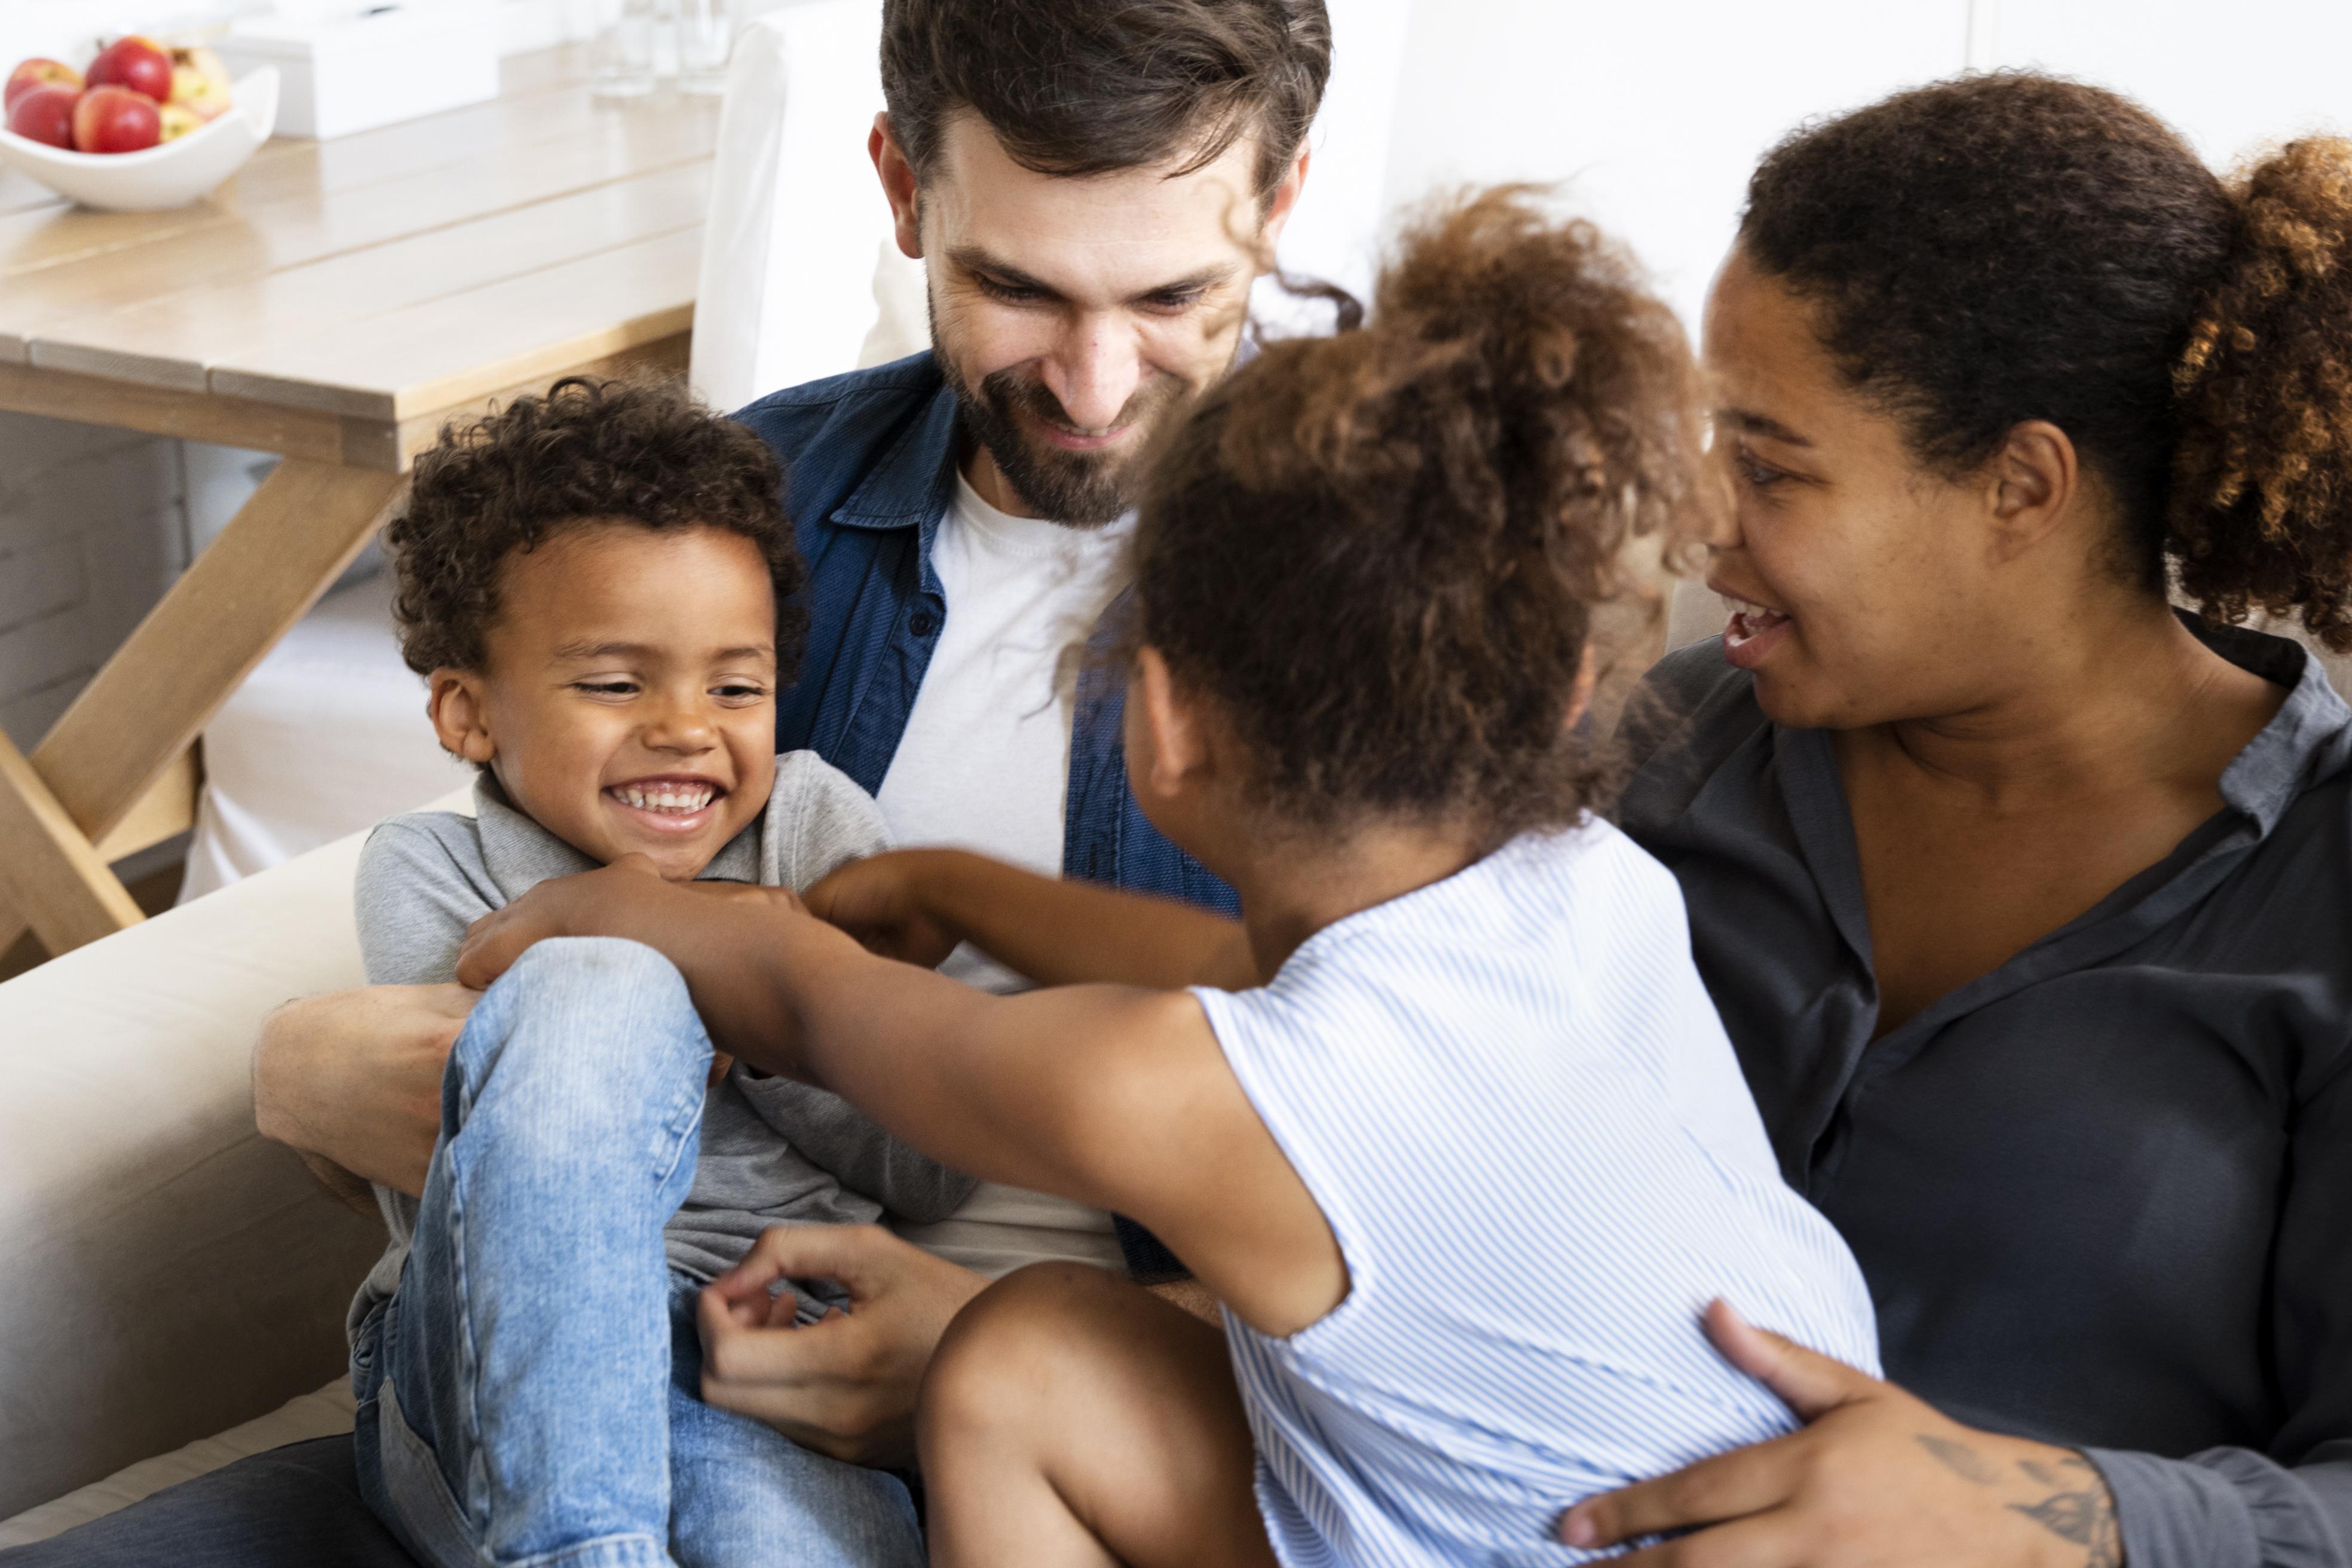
{"left": 1131, "top": 186, "right": 1719, "bottom": 839}
{"left": 1742, "top": 72, "right": 2352, "bottom": 650}
{"left": 387, "top": 376, "right": 806, "bottom": 676}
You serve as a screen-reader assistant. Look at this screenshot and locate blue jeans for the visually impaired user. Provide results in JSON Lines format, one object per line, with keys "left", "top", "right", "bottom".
{"left": 350, "top": 938, "right": 924, "bottom": 1568}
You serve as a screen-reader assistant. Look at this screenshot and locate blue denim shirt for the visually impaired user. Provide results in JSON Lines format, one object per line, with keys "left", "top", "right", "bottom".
{"left": 731, "top": 353, "right": 1234, "bottom": 1279}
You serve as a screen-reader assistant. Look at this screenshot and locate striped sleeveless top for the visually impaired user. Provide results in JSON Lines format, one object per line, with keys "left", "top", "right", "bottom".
{"left": 1193, "top": 822, "right": 1879, "bottom": 1567}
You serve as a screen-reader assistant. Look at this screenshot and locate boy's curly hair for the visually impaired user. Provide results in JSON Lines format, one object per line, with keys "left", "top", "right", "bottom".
{"left": 1132, "top": 186, "right": 1718, "bottom": 840}
{"left": 387, "top": 376, "right": 805, "bottom": 676}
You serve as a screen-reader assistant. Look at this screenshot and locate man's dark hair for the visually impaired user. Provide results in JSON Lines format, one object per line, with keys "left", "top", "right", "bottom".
{"left": 880, "top": 0, "right": 1331, "bottom": 198}
{"left": 387, "top": 376, "right": 806, "bottom": 676}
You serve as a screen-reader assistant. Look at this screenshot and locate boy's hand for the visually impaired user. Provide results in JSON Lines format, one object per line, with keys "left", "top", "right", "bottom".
{"left": 804, "top": 851, "right": 963, "bottom": 968}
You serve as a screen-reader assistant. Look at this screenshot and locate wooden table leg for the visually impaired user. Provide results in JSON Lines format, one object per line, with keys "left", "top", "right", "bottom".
{"left": 0, "top": 730, "right": 146, "bottom": 956}
{"left": 0, "top": 459, "right": 406, "bottom": 960}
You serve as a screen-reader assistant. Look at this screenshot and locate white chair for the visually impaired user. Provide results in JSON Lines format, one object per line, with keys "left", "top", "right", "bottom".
{"left": 690, "top": 0, "right": 928, "bottom": 414}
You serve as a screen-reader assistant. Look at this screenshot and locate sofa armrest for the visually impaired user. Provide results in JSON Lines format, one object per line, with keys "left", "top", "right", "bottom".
{"left": 0, "top": 826, "right": 387, "bottom": 1518}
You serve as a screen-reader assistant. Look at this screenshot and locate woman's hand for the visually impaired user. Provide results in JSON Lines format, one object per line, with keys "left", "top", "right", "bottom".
{"left": 804, "top": 850, "right": 963, "bottom": 968}
{"left": 1560, "top": 1301, "right": 2121, "bottom": 1567}
{"left": 696, "top": 1223, "right": 991, "bottom": 1466}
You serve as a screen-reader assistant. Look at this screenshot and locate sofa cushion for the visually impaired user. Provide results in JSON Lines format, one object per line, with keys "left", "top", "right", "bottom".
{"left": 0, "top": 793, "right": 467, "bottom": 1520}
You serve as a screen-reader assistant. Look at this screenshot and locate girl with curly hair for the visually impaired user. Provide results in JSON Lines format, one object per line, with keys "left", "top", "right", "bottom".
{"left": 1565, "top": 73, "right": 2352, "bottom": 1568}
{"left": 457, "top": 188, "right": 1882, "bottom": 1566}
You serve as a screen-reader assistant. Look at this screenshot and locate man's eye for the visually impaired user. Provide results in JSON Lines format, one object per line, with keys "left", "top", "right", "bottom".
{"left": 974, "top": 275, "right": 1042, "bottom": 304}
{"left": 1143, "top": 289, "right": 1206, "bottom": 313}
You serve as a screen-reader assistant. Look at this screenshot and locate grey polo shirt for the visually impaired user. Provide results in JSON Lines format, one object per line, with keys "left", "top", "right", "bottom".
{"left": 1618, "top": 620, "right": 2352, "bottom": 1568}
{"left": 347, "top": 754, "right": 975, "bottom": 1343}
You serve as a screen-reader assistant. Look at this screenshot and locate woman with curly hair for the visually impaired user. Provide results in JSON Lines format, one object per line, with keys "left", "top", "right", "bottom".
{"left": 1563, "top": 74, "right": 2352, "bottom": 1568}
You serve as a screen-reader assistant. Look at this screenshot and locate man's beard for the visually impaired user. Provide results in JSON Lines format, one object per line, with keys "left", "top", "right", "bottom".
{"left": 932, "top": 301, "right": 1217, "bottom": 526}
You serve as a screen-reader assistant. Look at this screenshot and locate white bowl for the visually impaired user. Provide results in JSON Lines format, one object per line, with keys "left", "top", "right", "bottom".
{"left": 0, "top": 68, "right": 278, "bottom": 212}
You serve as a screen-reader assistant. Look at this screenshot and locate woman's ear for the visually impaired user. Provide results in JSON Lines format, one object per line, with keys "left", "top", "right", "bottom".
{"left": 1986, "top": 419, "right": 2081, "bottom": 564}
{"left": 1130, "top": 647, "right": 1211, "bottom": 802}
{"left": 427, "top": 671, "right": 497, "bottom": 765}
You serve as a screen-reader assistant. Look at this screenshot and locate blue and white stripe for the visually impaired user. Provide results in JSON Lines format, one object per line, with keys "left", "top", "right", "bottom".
{"left": 1194, "top": 820, "right": 1880, "bottom": 1567}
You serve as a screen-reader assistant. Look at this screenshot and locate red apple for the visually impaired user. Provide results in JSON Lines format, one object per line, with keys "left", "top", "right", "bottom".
{"left": 72, "top": 84, "right": 161, "bottom": 154}
{"left": 85, "top": 36, "right": 173, "bottom": 105}
{"left": 5, "top": 59, "right": 81, "bottom": 113}
{"left": 5, "top": 82, "right": 78, "bottom": 148}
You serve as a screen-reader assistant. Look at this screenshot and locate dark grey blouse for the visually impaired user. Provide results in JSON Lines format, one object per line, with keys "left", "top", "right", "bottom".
{"left": 1616, "top": 621, "right": 2352, "bottom": 1568}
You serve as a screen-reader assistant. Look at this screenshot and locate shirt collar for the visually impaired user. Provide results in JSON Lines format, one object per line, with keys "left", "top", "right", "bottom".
{"left": 828, "top": 379, "right": 962, "bottom": 532}
{"left": 2201, "top": 614, "right": 2352, "bottom": 835}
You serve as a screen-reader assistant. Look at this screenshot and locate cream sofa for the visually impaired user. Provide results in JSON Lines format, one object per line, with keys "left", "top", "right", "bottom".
{"left": 0, "top": 794, "right": 473, "bottom": 1547}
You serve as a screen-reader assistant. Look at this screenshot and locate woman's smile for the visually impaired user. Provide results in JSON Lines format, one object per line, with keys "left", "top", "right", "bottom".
{"left": 1713, "top": 586, "right": 1795, "bottom": 669}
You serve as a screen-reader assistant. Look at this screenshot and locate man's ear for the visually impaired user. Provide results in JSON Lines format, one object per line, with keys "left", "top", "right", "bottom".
{"left": 1985, "top": 419, "right": 2080, "bottom": 565}
{"left": 427, "top": 671, "right": 497, "bottom": 765}
{"left": 1255, "top": 142, "right": 1312, "bottom": 268}
{"left": 1131, "top": 647, "right": 1211, "bottom": 802}
{"left": 871, "top": 112, "right": 923, "bottom": 261}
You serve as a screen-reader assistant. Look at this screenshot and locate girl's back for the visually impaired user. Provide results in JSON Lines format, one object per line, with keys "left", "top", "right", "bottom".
{"left": 1203, "top": 821, "right": 1878, "bottom": 1564}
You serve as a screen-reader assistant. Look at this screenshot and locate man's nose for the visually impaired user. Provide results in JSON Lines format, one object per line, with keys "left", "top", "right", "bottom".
{"left": 1039, "top": 316, "right": 1143, "bottom": 433}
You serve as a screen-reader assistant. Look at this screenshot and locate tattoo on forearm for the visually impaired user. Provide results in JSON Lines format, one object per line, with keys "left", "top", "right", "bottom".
{"left": 1912, "top": 1437, "right": 2121, "bottom": 1568}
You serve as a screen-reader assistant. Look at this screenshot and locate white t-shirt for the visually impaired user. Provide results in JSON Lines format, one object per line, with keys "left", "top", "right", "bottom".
{"left": 877, "top": 473, "right": 1134, "bottom": 1278}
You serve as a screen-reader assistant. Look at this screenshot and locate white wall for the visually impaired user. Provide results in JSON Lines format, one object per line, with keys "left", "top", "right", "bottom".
{"left": 1376, "top": 0, "right": 2352, "bottom": 333}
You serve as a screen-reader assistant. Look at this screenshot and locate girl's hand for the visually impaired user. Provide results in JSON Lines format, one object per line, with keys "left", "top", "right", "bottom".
{"left": 455, "top": 853, "right": 670, "bottom": 988}
{"left": 1559, "top": 1301, "right": 2121, "bottom": 1567}
{"left": 804, "top": 850, "right": 963, "bottom": 968}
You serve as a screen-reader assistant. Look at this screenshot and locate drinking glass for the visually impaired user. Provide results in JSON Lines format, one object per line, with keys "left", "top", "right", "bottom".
{"left": 676, "top": 0, "right": 735, "bottom": 94}
{"left": 591, "top": 0, "right": 660, "bottom": 98}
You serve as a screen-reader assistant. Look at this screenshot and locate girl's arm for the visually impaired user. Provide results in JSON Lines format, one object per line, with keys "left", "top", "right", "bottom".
{"left": 805, "top": 848, "right": 1258, "bottom": 990}
{"left": 454, "top": 861, "right": 1342, "bottom": 1334}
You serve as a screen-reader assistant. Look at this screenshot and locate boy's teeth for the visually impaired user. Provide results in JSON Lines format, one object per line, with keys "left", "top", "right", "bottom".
{"left": 614, "top": 783, "right": 715, "bottom": 813}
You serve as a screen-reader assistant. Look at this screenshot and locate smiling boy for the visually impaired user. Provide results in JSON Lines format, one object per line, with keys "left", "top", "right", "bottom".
{"left": 347, "top": 376, "right": 966, "bottom": 1568}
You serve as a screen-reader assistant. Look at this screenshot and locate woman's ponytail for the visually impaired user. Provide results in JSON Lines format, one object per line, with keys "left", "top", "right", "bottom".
{"left": 2171, "top": 137, "right": 2352, "bottom": 650}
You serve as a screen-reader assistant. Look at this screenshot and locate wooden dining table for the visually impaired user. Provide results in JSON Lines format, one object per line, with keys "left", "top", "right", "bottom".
{"left": 0, "top": 45, "right": 716, "bottom": 963}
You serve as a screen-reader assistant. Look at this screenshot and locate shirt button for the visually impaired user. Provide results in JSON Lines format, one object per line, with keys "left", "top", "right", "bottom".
{"left": 908, "top": 610, "right": 938, "bottom": 638}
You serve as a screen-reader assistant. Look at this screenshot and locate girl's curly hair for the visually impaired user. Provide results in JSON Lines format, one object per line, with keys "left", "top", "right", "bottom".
{"left": 1131, "top": 186, "right": 1720, "bottom": 839}
{"left": 1742, "top": 72, "right": 2352, "bottom": 649}
{"left": 386, "top": 376, "right": 804, "bottom": 677}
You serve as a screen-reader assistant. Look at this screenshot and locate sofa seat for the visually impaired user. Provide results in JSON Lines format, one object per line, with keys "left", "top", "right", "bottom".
{"left": 0, "top": 791, "right": 472, "bottom": 1533}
